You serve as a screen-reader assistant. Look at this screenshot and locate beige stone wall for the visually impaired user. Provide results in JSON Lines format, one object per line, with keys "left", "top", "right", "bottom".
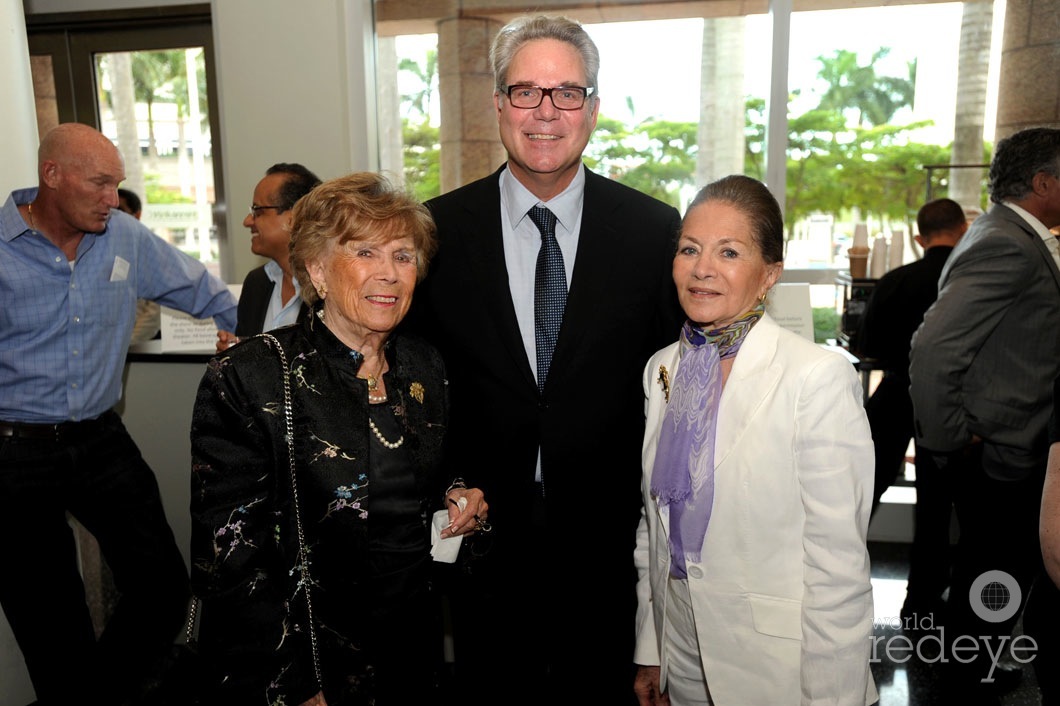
{"left": 994, "top": 0, "right": 1060, "bottom": 139}
{"left": 438, "top": 16, "right": 507, "bottom": 191}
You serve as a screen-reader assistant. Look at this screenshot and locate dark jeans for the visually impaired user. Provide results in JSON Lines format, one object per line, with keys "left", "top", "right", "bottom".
{"left": 0, "top": 411, "right": 189, "bottom": 705}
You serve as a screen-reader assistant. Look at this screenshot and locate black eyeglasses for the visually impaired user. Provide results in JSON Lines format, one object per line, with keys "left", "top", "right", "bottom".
{"left": 504, "top": 85, "right": 596, "bottom": 110}
{"left": 249, "top": 205, "right": 284, "bottom": 218}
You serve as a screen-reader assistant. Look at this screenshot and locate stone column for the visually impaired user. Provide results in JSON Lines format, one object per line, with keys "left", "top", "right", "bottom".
{"left": 994, "top": 0, "right": 1060, "bottom": 140}
{"left": 437, "top": 16, "right": 506, "bottom": 193}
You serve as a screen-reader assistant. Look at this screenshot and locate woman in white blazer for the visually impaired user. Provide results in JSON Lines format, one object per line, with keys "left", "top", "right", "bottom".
{"left": 633, "top": 175, "right": 877, "bottom": 706}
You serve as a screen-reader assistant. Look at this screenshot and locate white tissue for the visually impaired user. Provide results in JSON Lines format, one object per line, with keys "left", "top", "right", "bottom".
{"left": 430, "top": 496, "right": 466, "bottom": 563}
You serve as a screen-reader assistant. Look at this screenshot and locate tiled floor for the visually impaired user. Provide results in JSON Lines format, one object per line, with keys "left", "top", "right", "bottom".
{"left": 869, "top": 541, "right": 1043, "bottom": 705}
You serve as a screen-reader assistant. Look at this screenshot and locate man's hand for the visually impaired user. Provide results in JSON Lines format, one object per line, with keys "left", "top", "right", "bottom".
{"left": 634, "top": 665, "right": 669, "bottom": 706}
{"left": 216, "top": 330, "right": 240, "bottom": 353}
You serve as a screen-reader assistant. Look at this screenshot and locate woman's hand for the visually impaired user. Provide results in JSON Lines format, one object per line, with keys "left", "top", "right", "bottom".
{"left": 298, "top": 691, "right": 327, "bottom": 706}
{"left": 441, "top": 487, "right": 488, "bottom": 538}
{"left": 633, "top": 665, "right": 669, "bottom": 706}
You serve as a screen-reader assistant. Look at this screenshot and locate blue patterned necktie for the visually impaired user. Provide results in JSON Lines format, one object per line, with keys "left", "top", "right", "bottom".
{"left": 529, "top": 205, "right": 567, "bottom": 393}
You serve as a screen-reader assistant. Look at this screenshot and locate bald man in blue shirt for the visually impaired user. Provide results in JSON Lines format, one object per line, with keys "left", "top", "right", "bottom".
{"left": 0, "top": 123, "right": 237, "bottom": 705}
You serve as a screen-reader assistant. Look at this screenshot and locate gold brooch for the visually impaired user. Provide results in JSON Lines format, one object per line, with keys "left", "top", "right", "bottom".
{"left": 409, "top": 381, "right": 425, "bottom": 404}
{"left": 658, "top": 365, "right": 670, "bottom": 403}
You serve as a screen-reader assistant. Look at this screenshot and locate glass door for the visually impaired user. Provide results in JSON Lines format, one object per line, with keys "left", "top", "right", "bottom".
{"left": 26, "top": 6, "right": 226, "bottom": 274}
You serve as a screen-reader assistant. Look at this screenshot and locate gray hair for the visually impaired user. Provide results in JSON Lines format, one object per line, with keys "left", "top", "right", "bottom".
{"left": 988, "top": 127, "right": 1060, "bottom": 204}
{"left": 490, "top": 15, "right": 600, "bottom": 94}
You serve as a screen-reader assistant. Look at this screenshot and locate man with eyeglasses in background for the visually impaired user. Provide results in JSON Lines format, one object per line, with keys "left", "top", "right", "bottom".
{"left": 216, "top": 163, "right": 319, "bottom": 351}
{"left": 405, "top": 15, "right": 682, "bottom": 704}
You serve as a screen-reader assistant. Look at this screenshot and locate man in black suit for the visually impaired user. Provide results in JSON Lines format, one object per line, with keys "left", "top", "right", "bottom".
{"left": 856, "top": 198, "right": 966, "bottom": 622}
{"left": 910, "top": 128, "right": 1060, "bottom": 703}
{"left": 216, "top": 163, "right": 319, "bottom": 351}
{"left": 406, "top": 14, "right": 683, "bottom": 704}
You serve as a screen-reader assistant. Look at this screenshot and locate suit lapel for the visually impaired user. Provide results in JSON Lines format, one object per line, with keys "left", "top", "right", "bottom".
{"left": 458, "top": 168, "right": 537, "bottom": 388}
{"left": 547, "top": 168, "right": 624, "bottom": 385}
{"left": 713, "top": 318, "right": 782, "bottom": 468}
{"left": 996, "top": 205, "right": 1060, "bottom": 291}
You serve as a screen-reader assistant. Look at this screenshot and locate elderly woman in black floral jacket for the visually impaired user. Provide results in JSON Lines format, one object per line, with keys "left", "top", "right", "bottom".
{"left": 190, "top": 172, "right": 487, "bottom": 706}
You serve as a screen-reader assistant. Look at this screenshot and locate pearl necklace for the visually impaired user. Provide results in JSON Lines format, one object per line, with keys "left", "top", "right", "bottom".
{"left": 368, "top": 416, "right": 404, "bottom": 449}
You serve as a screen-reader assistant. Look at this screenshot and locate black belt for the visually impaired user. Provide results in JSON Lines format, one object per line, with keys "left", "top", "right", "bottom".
{"left": 0, "top": 414, "right": 111, "bottom": 443}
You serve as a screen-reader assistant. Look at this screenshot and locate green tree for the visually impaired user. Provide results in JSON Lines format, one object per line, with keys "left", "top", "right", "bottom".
{"left": 403, "top": 119, "right": 440, "bottom": 201}
{"left": 745, "top": 96, "right": 948, "bottom": 237}
{"left": 130, "top": 50, "right": 186, "bottom": 163}
{"left": 586, "top": 116, "right": 697, "bottom": 208}
{"left": 398, "top": 50, "right": 440, "bottom": 199}
{"left": 815, "top": 48, "right": 916, "bottom": 128}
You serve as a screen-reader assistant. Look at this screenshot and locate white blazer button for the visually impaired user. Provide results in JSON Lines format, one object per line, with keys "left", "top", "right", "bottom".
{"left": 687, "top": 566, "right": 703, "bottom": 579}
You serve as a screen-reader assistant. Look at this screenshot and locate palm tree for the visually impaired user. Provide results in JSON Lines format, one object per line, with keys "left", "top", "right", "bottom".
{"left": 815, "top": 48, "right": 916, "bottom": 128}
{"left": 949, "top": 1, "right": 993, "bottom": 213}
{"left": 399, "top": 49, "right": 438, "bottom": 121}
{"left": 99, "top": 52, "right": 145, "bottom": 200}
{"left": 130, "top": 50, "right": 185, "bottom": 167}
{"left": 696, "top": 16, "right": 747, "bottom": 187}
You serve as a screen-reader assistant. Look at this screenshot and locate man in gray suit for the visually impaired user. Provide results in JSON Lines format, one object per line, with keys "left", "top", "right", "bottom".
{"left": 910, "top": 127, "right": 1060, "bottom": 702}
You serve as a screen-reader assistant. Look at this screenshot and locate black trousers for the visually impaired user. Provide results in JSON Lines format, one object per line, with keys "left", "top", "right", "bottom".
{"left": 866, "top": 374, "right": 915, "bottom": 513}
{"left": 904, "top": 444, "right": 955, "bottom": 613}
{"left": 446, "top": 491, "right": 639, "bottom": 706}
{"left": 866, "top": 376, "right": 953, "bottom": 610}
{"left": 1024, "top": 572, "right": 1060, "bottom": 705}
{"left": 0, "top": 411, "right": 189, "bottom": 705}
{"left": 938, "top": 444, "right": 1044, "bottom": 690}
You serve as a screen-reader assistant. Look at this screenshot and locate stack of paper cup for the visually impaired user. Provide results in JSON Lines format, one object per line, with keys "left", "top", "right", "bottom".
{"left": 848, "top": 246, "right": 869, "bottom": 278}
{"left": 889, "top": 229, "right": 905, "bottom": 271}
{"left": 847, "top": 223, "right": 870, "bottom": 278}
{"left": 852, "top": 223, "right": 869, "bottom": 250}
{"left": 869, "top": 235, "right": 888, "bottom": 278}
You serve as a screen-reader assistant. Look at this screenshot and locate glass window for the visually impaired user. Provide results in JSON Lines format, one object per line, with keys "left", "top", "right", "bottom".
{"left": 380, "top": 2, "right": 1002, "bottom": 340}
{"left": 95, "top": 48, "right": 218, "bottom": 266}
{"left": 26, "top": 7, "right": 226, "bottom": 278}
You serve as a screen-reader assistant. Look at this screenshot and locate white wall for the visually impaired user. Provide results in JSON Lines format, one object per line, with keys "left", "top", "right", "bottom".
{"left": 211, "top": 0, "right": 378, "bottom": 282}
{"left": 3, "top": 2, "right": 41, "bottom": 699}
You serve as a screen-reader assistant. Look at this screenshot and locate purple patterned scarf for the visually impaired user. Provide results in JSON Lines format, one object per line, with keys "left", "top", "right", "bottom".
{"left": 651, "top": 304, "right": 764, "bottom": 578}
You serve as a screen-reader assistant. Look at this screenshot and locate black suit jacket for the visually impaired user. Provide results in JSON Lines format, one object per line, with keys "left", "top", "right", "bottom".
{"left": 234, "top": 265, "right": 309, "bottom": 338}
{"left": 856, "top": 245, "right": 953, "bottom": 378}
{"left": 406, "top": 165, "right": 683, "bottom": 566}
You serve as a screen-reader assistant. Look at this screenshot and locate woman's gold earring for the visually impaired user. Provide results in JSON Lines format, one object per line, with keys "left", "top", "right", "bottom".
{"left": 317, "top": 282, "right": 327, "bottom": 299}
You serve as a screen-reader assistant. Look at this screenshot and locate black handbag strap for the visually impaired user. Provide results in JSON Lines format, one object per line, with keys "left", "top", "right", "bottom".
{"left": 260, "top": 333, "right": 322, "bottom": 688}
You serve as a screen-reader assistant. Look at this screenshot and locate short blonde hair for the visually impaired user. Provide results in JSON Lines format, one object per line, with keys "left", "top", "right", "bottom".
{"left": 289, "top": 172, "right": 437, "bottom": 305}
